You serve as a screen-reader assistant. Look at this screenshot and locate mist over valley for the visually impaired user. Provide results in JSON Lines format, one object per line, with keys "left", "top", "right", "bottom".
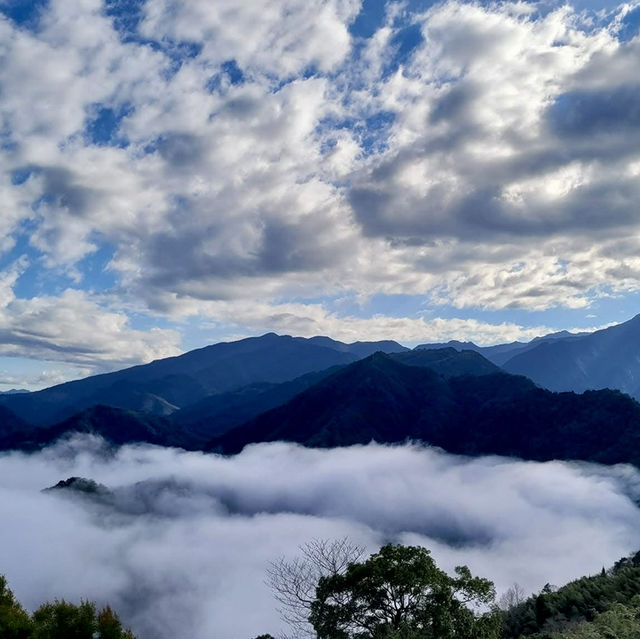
{"left": 3, "top": 437, "right": 640, "bottom": 638}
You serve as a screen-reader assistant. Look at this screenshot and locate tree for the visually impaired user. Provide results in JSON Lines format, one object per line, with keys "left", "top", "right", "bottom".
{"left": 554, "top": 596, "right": 640, "bottom": 639}
{"left": 498, "top": 583, "right": 526, "bottom": 611}
{"left": 0, "top": 575, "right": 33, "bottom": 639}
{"left": 0, "top": 575, "right": 138, "bottom": 639}
{"left": 266, "top": 537, "right": 365, "bottom": 637}
{"left": 31, "top": 600, "right": 97, "bottom": 639}
{"left": 309, "top": 543, "right": 501, "bottom": 639}
{"left": 31, "top": 600, "right": 137, "bottom": 639}
{"left": 97, "top": 606, "right": 136, "bottom": 639}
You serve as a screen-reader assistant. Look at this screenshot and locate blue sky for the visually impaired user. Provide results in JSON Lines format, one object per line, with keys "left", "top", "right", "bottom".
{"left": 0, "top": 0, "right": 639, "bottom": 389}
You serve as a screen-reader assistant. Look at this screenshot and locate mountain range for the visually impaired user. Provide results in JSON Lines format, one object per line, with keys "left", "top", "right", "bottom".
{"left": 417, "top": 314, "right": 640, "bottom": 399}
{"left": 2, "top": 315, "right": 640, "bottom": 466}
{"left": 208, "top": 352, "right": 640, "bottom": 465}
{"left": 0, "top": 333, "right": 407, "bottom": 426}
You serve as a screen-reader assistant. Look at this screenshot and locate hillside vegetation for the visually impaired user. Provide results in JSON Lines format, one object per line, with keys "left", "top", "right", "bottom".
{"left": 503, "top": 552, "right": 640, "bottom": 638}
{"left": 0, "top": 576, "right": 136, "bottom": 639}
{"left": 5, "top": 546, "right": 640, "bottom": 639}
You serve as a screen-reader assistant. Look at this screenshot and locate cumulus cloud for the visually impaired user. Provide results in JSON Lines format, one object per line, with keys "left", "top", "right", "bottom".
{"left": 0, "top": 267, "right": 181, "bottom": 372}
{"left": 346, "top": 2, "right": 640, "bottom": 307}
{"left": 1, "top": 0, "right": 640, "bottom": 372}
{"left": 1, "top": 438, "right": 640, "bottom": 638}
{"left": 169, "top": 298, "right": 554, "bottom": 344}
{"left": 139, "top": 0, "right": 361, "bottom": 76}
{"left": 0, "top": 367, "right": 87, "bottom": 390}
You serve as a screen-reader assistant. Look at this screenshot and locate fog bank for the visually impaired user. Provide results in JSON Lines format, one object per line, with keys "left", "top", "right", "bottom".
{"left": 2, "top": 436, "right": 640, "bottom": 638}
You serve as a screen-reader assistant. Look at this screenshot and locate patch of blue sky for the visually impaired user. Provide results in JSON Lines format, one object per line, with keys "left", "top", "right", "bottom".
{"left": 317, "top": 110, "right": 396, "bottom": 158}
{"left": 331, "top": 292, "right": 431, "bottom": 320}
{"left": 76, "top": 242, "right": 118, "bottom": 293}
{"left": 1, "top": 134, "right": 17, "bottom": 153}
{"left": 360, "top": 111, "right": 396, "bottom": 155}
{"left": 84, "top": 102, "right": 133, "bottom": 148}
{"left": 0, "top": 231, "right": 31, "bottom": 271}
{"left": 349, "top": 0, "right": 388, "bottom": 38}
{"left": 170, "top": 316, "right": 246, "bottom": 352}
{"left": 10, "top": 167, "right": 32, "bottom": 185}
{"left": 381, "top": 23, "right": 424, "bottom": 77}
{"left": 103, "top": 0, "right": 146, "bottom": 42}
{"left": 125, "top": 310, "right": 179, "bottom": 333}
{"left": 0, "top": 227, "right": 117, "bottom": 299}
{"left": 617, "top": 4, "right": 640, "bottom": 42}
{"left": 580, "top": 289, "right": 640, "bottom": 324}
{"left": 0, "top": 356, "right": 78, "bottom": 391}
{"left": 345, "top": 1, "right": 430, "bottom": 94}
{"left": 162, "top": 40, "right": 203, "bottom": 73}
{"left": 206, "top": 59, "right": 245, "bottom": 93}
{"left": 568, "top": 0, "right": 628, "bottom": 11}
{"left": 349, "top": 0, "right": 438, "bottom": 39}
{"left": 0, "top": 0, "right": 49, "bottom": 31}
{"left": 12, "top": 261, "right": 71, "bottom": 299}
{"left": 1, "top": 240, "right": 55, "bottom": 300}
{"left": 141, "top": 136, "right": 160, "bottom": 155}
{"left": 103, "top": 0, "right": 202, "bottom": 79}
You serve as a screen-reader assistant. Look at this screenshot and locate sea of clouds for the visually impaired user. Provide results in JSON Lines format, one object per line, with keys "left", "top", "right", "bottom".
{"left": 2, "top": 436, "right": 640, "bottom": 638}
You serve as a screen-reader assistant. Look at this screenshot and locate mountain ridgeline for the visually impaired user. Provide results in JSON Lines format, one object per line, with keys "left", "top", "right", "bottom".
{"left": 0, "top": 333, "right": 408, "bottom": 427}
{"left": 207, "top": 352, "right": 640, "bottom": 465}
{"left": 417, "top": 314, "right": 640, "bottom": 400}
{"left": 2, "top": 320, "right": 640, "bottom": 466}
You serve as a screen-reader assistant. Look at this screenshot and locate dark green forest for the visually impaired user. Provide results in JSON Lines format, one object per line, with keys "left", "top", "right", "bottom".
{"left": 503, "top": 552, "right": 640, "bottom": 638}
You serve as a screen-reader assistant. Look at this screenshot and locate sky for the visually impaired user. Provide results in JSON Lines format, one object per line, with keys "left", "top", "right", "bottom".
{"left": 1, "top": 0, "right": 640, "bottom": 389}
{"left": 3, "top": 437, "right": 640, "bottom": 638}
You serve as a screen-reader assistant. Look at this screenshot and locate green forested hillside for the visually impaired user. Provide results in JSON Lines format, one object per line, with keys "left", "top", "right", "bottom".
{"left": 209, "top": 352, "right": 640, "bottom": 466}
{"left": 503, "top": 552, "right": 640, "bottom": 638}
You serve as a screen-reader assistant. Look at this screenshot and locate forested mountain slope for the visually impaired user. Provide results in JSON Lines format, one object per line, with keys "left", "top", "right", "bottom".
{"left": 209, "top": 352, "right": 640, "bottom": 465}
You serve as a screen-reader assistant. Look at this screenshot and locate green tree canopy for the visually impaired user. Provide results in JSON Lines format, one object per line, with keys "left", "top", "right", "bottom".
{"left": 31, "top": 600, "right": 97, "bottom": 639}
{"left": 0, "top": 575, "right": 33, "bottom": 639}
{"left": 0, "top": 575, "right": 136, "bottom": 639}
{"left": 553, "top": 596, "right": 640, "bottom": 639}
{"left": 309, "top": 543, "right": 501, "bottom": 639}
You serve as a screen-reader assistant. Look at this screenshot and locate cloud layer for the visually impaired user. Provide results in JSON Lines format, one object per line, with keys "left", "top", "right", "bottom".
{"left": 2, "top": 438, "right": 640, "bottom": 638}
{"left": 1, "top": 0, "right": 640, "bottom": 378}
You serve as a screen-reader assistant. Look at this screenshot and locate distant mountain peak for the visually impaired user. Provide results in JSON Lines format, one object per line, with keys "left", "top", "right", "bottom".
{"left": 44, "top": 476, "right": 112, "bottom": 498}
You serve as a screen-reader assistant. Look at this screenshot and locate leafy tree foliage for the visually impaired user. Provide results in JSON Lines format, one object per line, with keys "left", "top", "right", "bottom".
{"left": 0, "top": 576, "right": 135, "bottom": 639}
{"left": 503, "top": 551, "right": 640, "bottom": 638}
{"left": 308, "top": 543, "right": 501, "bottom": 639}
{"left": 31, "top": 600, "right": 97, "bottom": 639}
{"left": 553, "top": 597, "right": 640, "bottom": 639}
{"left": 97, "top": 606, "right": 136, "bottom": 639}
{"left": 0, "top": 575, "right": 33, "bottom": 639}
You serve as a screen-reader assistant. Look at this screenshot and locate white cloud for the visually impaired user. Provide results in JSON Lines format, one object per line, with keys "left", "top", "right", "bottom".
{"left": 348, "top": 1, "right": 640, "bottom": 307}
{"left": 0, "top": 366, "right": 89, "bottom": 391}
{"left": 0, "top": 0, "right": 639, "bottom": 372}
{"left": 140, "top": 0, "right": 360, "bottom": 76}
{"left": 1, "top": 438, "right": 640, "bottom": 638}
{"left": 0, "top": 271, "right": 181, "bottom": 373}
{"left": 166, "top": 298, "right": 553, "bottom": 345}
